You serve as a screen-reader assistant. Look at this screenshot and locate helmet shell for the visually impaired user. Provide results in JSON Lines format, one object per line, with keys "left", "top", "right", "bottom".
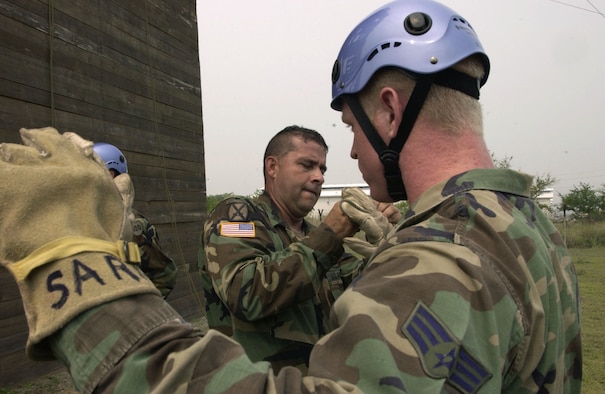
{"left": 331, "top": 0, "right": 490, "bottom": 110}
{"left": 93, "top": 142, "right": 128, "bottom": 174}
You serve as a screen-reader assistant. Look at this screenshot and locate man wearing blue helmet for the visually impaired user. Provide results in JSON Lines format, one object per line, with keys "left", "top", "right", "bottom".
{"left": 328, "top": 1, "right": 581, "bottom": 391}
{"left": 93, "top": 142, "right": 178, "bottom": 299}
{"left": 0, "top": 1, "right": 581, "bottom": 392}
{"left": 92, "top": 142, "right": 129, "bottom": 176}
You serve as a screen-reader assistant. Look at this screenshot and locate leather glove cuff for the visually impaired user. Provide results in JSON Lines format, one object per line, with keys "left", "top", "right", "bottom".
{"left": 6, "top": 236, "right": 160, "bottom": 360}
{"left": 344, "top": 237, "right": 379, "bottom": 260}
{"left": 341, "top": 188, "right": 392, "bottom": 244}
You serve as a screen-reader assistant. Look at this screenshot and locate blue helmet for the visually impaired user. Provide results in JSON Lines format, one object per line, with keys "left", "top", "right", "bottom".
{"left": 331, "top": 0, "right": 490, "bottom": 110}
{"left": 93, "top": 142, "right": 128, "bottom": 175}
{"left": 330, "top": 0, "right": 490, "bottom": 202}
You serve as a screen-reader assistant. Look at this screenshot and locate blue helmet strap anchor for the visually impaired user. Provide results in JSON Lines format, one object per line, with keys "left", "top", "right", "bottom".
{"left": 345, "top": 68, "right": 481, "bottom": 202}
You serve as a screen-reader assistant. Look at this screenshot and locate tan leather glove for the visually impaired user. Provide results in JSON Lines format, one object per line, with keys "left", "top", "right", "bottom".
{"left": 340, "top": 187, "right": 392, "bottom": 244}
{"left": 112, "top": 172, "right": 136, "bottom": 241}
{"left": 0, "top": 127, "right": 159, "bottom": 360}
{"left": 344, "top": 236, "right": 380, "bottom": 260}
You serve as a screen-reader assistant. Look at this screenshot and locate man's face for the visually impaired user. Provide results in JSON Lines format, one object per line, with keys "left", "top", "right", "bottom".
{"left": 341, "top": 102, "right": 391, "bottom": 202}
{"left": 269, "top": 136, "right": 326, "bottom": 219}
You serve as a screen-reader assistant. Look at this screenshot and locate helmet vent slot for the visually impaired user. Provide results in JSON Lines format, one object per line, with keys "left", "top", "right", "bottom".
{"left": 367, "top": 42, "right": 402, "bottom": 62}
{"left": 452, "top": 17, "right": 474, "bottom": 32}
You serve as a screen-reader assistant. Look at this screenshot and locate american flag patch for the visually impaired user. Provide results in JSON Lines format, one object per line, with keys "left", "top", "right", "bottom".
{"left": 220, "top": 222, "right": 256, "bottom": 238}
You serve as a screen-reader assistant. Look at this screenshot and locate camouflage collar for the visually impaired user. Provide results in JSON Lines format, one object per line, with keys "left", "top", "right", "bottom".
{"left": 409, "top": 169, "right": 533, "bottom": 218}
{"left": 255, "top": 191, "right": 313, "bottom": 235}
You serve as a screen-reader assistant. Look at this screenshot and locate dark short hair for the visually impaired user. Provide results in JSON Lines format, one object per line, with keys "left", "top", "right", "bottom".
{"left": 263, "top": 125, "right": 328, "bottom": 176}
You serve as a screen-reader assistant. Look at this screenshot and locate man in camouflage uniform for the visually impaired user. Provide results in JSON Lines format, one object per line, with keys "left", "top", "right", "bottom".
{"left": 94, "top": 142, "right": 177, "bottom": 298}
{"left": 0, "top": 0, "right": 581, "bottom": 392}
{"left": 131, "top": 212, "right": 178, "bottom": 298}
{"left": 200, "top": 125, "right": 396, "bottom": 372}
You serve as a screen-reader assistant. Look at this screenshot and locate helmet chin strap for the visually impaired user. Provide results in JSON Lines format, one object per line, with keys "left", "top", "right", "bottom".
{"left": 344, "top": 68, "right": 481, "bottom": 202}
{"left": 344, "top": 76, "right": 434, "bottom": 202}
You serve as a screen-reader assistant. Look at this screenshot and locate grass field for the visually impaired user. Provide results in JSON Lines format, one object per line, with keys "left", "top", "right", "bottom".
{"left": 569, "top": 247, "right": 605, "bottom": 393}
{"left": 1, "top": 248, "right": 603, "bottom": 393}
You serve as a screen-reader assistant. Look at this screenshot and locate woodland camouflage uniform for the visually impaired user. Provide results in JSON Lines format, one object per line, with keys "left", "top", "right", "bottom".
{"left": 90, "top": 141, "right": 177, "bottom": 299}
{"left": 132, "top": 210, "right": 177, "bottom": 299}
{"left": 199, "top": 191, "right": 362, "bottom": 371}
{"left": 52, "top": 168, "right": 582, "bottom": 393}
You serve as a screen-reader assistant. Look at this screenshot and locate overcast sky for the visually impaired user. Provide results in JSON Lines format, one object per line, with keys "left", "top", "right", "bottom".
{"left": 197, "top": 0, "right": 605, "bottom": 201}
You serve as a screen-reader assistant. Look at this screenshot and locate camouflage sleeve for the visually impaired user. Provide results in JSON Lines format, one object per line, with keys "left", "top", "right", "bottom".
{"left": 47, "top": 234, "right": 580, "bottom": 393}
{"left": 318, "top": 235, "right": 581, "bottom": 393}
{"left": 48, "top": 294, "right": 291, "bottom": 393}
{"left": 315, "top": 240, "right": 506, "bottom": 393}
{"left": 197, "top": 229, "right": 234, "bottom": 335}
{"left": 199, "top": 248, "right": 233, "bottom": 336}
{"left": 44, "top": 242, "right": 524, "bottom": 393}
{"left": 49, "top": 286, "right": 432, "bottom": 394}
{"left": 203, "top": 198, "right": 345, "bottom": 322}
{"left": 132, "top": 214, "right": 178, "bottom": 299}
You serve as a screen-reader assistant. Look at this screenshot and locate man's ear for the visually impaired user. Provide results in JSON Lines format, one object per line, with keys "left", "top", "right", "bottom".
{"left": 379, "top": 87, "right": 406, "bottom": 139}
{"left": 265, "top": 156, "right": 278, "bottom": 179}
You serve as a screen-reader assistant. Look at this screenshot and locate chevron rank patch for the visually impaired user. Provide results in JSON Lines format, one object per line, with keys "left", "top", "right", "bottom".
{"left": 402, "top": 301, "right": 491, "bottom": 393}
{"left": 220, "top": 222, "right": 255, "bottom": 238}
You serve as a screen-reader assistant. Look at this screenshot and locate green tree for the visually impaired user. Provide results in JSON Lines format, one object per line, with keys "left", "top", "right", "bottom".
{"left": 529, "top": 174, "right": 556, "bottom": 200}
{"left": 206, "top": 193, "right": 232, "bottom": 213}
{"left": 560, "top": 183, "right": 604, "bottom": 221}
{"left": 206, "top": 190, "right": 264, "bottom": 213}
{"left": 249, "top": 189, "right": 263, "bottom": 199}
{"left": 490, "top": 152, "right": 513, "bottom": 169}
{"left": 530, "top": 174, "right": 557, "bottom": 212}
{"left": 490, "top": 152, "right": 556, "bottom": 208}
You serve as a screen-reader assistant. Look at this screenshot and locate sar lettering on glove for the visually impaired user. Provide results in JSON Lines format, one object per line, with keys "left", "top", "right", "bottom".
{"left": 0, "top": 127, "right": 159, "bottom": 360}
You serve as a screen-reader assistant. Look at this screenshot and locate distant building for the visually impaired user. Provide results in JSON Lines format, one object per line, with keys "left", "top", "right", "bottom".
{"left": 536, "top": 188, "right": 555, "bottom": 218}
{"left": 310, "top": 183, "right": 370, "bottom": 220}
{"left": 536, "top": 188, "right": 554, "bottom": 206}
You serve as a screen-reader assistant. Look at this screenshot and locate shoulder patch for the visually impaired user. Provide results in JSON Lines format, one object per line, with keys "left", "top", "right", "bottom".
{"left": 227, "top": 202, "right": 249, "bottom": 221}
{"left": 220, "top": 222, "right": 256, "bottom": 238}
{"left": 402, "top": 301, "right": 491, "bottom": 393}
{"left": 132, "top": 218, "right": 144, "bottom": 236}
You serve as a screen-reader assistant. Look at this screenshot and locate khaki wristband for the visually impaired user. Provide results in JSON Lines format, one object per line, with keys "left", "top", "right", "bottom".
{"left": 6, "top": 236, "right": 160, "bottom": 360}
{"left": 8, "top": 236, "right": 142, "bottom": 281}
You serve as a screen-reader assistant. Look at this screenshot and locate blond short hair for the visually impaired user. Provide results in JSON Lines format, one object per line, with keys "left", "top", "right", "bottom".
{"left": 358, "top": 55, "right": 486, "bottom": 136}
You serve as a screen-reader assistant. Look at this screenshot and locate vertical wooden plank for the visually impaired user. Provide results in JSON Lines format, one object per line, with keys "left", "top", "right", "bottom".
{"left": 0, "top": 0, "right": 207, "bottom": 386}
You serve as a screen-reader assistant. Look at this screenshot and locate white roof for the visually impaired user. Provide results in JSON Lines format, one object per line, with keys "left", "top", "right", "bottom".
{"left": 319, "top": 183, "right": 370, "bottom": 197}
